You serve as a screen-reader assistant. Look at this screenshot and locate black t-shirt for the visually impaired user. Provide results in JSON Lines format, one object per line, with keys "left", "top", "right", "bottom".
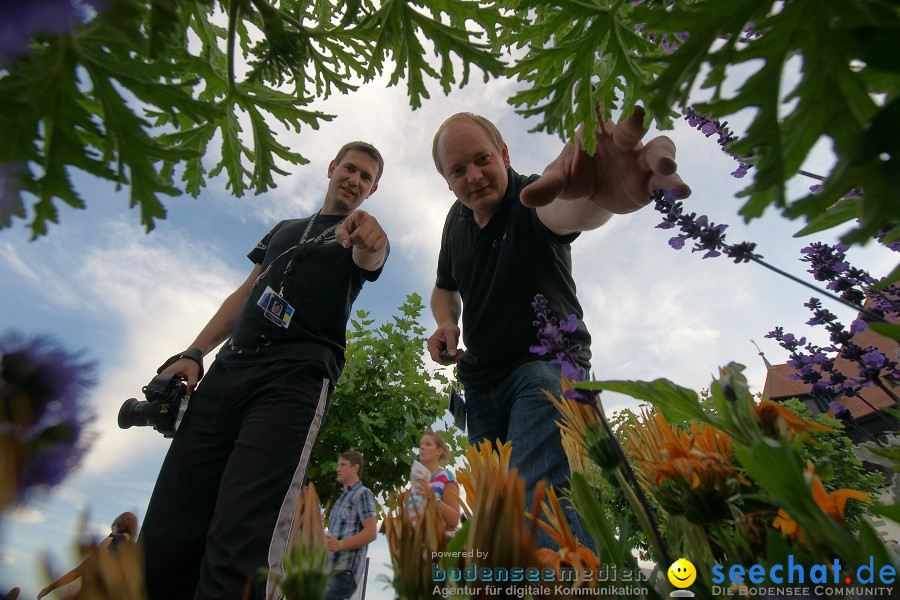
{"left": 216, "top": 214, "right": 385, "bottom": 381}
{"left": 436, "top": 168, "right": 591, "bottom": 388}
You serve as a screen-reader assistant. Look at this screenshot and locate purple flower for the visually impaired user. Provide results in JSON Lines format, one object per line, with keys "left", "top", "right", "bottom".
{"left": 809, "top": 184, "right": 823, "bottom": 194}
{"left": 1, "top": 331, "right": 96, "bottom": 505}
{"left": 668, "top": 235, "right": 687, "bottom": 250}
{"left": 742, "top": 24, "right": 763, "bottom": 39}
{"left": 850, "top": 319, "right": 868, "bottom": 333}
{"left": 875, "top": 228, "right": 900, "bottom": 253}
{"left": 530, "top": 294, "right": 591, "bottom": 402}
{"left": 828, "top": 402, "right": 852, "bottom": 423}
{"left": 0, "top": 1, "right": 106, "bottom": 66}
{"left": 860, "top": 350, "right": 887, "bottom": 371}
{"left": 652, "top": 189, "right": 756, "bottom": 263}
{"left": 730, "top": 163, "right": 751, "bottom": 179}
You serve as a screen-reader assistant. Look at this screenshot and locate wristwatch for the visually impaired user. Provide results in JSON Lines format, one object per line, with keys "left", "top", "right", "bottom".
{"left": 157, "top": 347, "right": 205, "bottom": 379}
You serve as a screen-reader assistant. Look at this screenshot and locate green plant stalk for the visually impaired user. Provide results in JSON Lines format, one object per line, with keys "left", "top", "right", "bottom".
{"left": 613, "top": 468, "right": 669, "bottom": 568}
{"left": 226, "top": 0, "right": 240, "bottom": 94}
{"left": 682, "top": 519, "right": 716, "bottom": 587}
{"left": 747, "top": 256, "right": 886, "bottom": 323}
{"left": 590, "top": 393, "right": 671, "bottom": 566}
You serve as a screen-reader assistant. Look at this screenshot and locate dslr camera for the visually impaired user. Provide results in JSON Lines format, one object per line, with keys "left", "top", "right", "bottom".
{"left": 118, "top": 373, "right": 188, "bottom": 438}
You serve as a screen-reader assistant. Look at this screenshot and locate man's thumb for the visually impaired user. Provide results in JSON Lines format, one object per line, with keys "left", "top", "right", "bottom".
{"left": 519, "top": 173, "right": 563, "bottom": 207}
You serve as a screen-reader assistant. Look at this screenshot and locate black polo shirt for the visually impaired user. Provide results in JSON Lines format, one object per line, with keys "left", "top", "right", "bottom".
{"left": 217, "top": 214, "right": 385, "bottom": 382}
{"left": 436, "top": 168, "right": 591, "bottom": 388}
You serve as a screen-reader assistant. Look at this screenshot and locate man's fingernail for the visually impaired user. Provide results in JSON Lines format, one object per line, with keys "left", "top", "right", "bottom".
{"left": 342, "top": 240, "right": 350, "bottom": 248}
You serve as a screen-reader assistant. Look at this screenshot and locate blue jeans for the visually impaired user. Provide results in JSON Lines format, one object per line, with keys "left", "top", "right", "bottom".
{"left": 465, "top": 360, "right": 595, "bottom": 551}
{"left": 324, "top": 570, "right": 356, "bottom": 600}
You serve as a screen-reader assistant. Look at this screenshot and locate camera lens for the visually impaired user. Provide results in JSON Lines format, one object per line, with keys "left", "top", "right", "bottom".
{"left": 118, "top": 398, "right": 142, "bottom": 429}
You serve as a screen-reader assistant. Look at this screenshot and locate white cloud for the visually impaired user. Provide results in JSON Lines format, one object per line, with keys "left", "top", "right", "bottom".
{"left": 4, "top": 505, "right": 45, "bottom": 525}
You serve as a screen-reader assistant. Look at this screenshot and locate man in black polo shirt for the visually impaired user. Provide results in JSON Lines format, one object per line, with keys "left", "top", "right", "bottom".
{"left": 141, "top": 141, "right": 389, "bottom": 600}
{"left": 426, "top": 110, "right": 690, "bottom": 549}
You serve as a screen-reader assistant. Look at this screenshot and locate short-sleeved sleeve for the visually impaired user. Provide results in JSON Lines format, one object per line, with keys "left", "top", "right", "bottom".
{"left": 358, "top": 487, "right": 376, "bottom": 521}
{"left": 247, "top": 222, "right": 282, "bottom": 265}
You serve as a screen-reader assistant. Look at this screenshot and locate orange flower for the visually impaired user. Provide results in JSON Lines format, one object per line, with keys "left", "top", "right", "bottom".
{"left": 544, "top": 383, "right": 619, "bottom": 470}
{"left": 621, "top": 410, "right": 747, "bottom": 523}
{"left": 533, "top": 481, "right": 599, "bottom": 585}
{"left": 755, "top": 401, "right": 832, "bottom": 439}
{"left": 773, "top": 462, "right": 871, "bottom": 542}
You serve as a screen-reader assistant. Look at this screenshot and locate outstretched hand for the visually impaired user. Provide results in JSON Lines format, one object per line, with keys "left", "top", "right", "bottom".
{"left": 520, "top": 106, "right": 691, "bottom": 213}
{"left": 335, "top": 210, "right": 387, "bottom": 253}
{"left": 335, "top": 209, "right": 388, "bottom": 271}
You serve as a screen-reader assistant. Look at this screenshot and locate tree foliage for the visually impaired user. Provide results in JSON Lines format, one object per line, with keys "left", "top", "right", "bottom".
{"left": 306, "top": 293, "right": 465, "bottom": 510}
{"left": 1, "top": 0, "right": 897, "bottom": 254}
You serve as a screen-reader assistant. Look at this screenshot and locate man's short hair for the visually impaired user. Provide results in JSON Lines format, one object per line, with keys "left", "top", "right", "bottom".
{"left": 340, "top": 450, "right": 365, "bottom": 477}
{"left": 334, "top": 141, "right": 385, "bottom": 184}
{"left": 431, "top": 113, "right": 506, "bottom": 174}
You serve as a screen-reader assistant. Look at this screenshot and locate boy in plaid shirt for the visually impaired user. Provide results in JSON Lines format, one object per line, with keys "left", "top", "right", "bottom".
{"left": 324, "top": 451, "right": 376, "bottom": 600}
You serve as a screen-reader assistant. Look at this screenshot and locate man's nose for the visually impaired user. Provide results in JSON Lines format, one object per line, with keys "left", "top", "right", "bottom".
{"left": 467, "top": 166, "right": 483, "bottom": 183}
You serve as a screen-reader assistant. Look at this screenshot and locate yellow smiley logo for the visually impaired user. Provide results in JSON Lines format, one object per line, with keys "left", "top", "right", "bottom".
{"left": 667, "top": 558, "right": 697, "bottom": 588}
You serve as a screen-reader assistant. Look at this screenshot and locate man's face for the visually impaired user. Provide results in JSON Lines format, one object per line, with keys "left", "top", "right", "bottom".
{"left": 436, "top": 119, "right": 510, "bottom": 224}
{"left": 323, "top": 149, "right": 380, "bottom": 215}
{"left": 335, "top": 458, "right": 357, "bottom": 485}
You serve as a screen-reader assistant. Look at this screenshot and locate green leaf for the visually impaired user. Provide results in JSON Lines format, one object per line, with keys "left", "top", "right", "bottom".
{"left": 576, "top": 378, "right": 706, "bottom": 425}
{"left": 871, "top": 502, "right": 900, "bottom": 525}
{"left": 793, "top": 198, "right": 861, "bottom": 238}
{"left": 569, "top": 473, "right": 629, "bottom": 567}
{"left": 869, "top": 321, "right": 900, "bottom": 342}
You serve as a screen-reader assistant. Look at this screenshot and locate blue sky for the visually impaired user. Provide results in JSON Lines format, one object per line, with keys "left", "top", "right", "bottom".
{"left": 1, "top": 68, "right": 897, "bottom": 598}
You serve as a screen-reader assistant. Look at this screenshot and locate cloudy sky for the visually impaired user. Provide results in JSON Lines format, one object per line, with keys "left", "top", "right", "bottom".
{"left": 1, "top": 54, "right": 897, "bottom": 598}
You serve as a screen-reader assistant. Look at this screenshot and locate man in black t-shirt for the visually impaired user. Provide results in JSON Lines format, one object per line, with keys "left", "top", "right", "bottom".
{"left": 426, "top": 110, "right": 691, "bottom": 549}
{"left": 141, "top": 141, "right": 389, "bottom": 600}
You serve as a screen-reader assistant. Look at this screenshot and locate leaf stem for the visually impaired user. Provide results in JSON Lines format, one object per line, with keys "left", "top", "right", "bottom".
{"left": 226, "top": 0, "right": 240, "bottom": 94}
{"left": 797, "top": 169, "right": 827, "bottom": 181}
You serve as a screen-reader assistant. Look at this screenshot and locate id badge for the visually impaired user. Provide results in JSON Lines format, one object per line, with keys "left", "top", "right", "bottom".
{"left": 257, "top": 285, "right": 294, "bottom": 329}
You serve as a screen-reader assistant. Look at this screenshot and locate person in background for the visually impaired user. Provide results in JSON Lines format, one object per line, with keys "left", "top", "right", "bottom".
{"left": 408, "top": 430, "right": 460, "bottom": 530}
{"left": 38, "top": 512, "right": 138, "bottom": 598}
{"left": 324, "top": 451, "right": 377, "bottom": 600}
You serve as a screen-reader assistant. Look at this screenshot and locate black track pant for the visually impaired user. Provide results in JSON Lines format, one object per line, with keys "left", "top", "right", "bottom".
{"left": 140, "top": 359, "right": 333, "bottom": 600}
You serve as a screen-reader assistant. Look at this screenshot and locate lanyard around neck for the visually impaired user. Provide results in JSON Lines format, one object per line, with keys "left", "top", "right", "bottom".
{"left": 278, "top": 211, "right": 345, "bottom": 295}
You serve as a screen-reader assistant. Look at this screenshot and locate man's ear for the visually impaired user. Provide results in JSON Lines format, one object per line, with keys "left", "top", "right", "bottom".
{"left": 327, "top": 160, "right": 337, "bottom": 177}
{"left": 366, "top": 182, "right": 378, "bottom": 198}
{"left": 501, "top": 143, "right": 511, "bottom": 169}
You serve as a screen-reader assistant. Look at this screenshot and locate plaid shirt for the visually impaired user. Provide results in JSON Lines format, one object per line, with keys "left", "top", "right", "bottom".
{"left": 326, "top": 481, "right": 376, "bottom": 579}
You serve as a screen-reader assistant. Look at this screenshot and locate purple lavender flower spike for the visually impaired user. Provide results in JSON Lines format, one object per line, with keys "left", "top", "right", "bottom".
{"left": 0, "top": 0, "right": 107, "bottom": 65}
{"left": 1, "top": 331, "right": 96, "bottom": 504}
{"left": 530, "top": 294, "right": 593, "bottom": 402}
{"left": 730, "top": 163, "right": 750, "bottom": 178}
{"left": 829, "top": 401, "right": 853, "bottom": 423}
